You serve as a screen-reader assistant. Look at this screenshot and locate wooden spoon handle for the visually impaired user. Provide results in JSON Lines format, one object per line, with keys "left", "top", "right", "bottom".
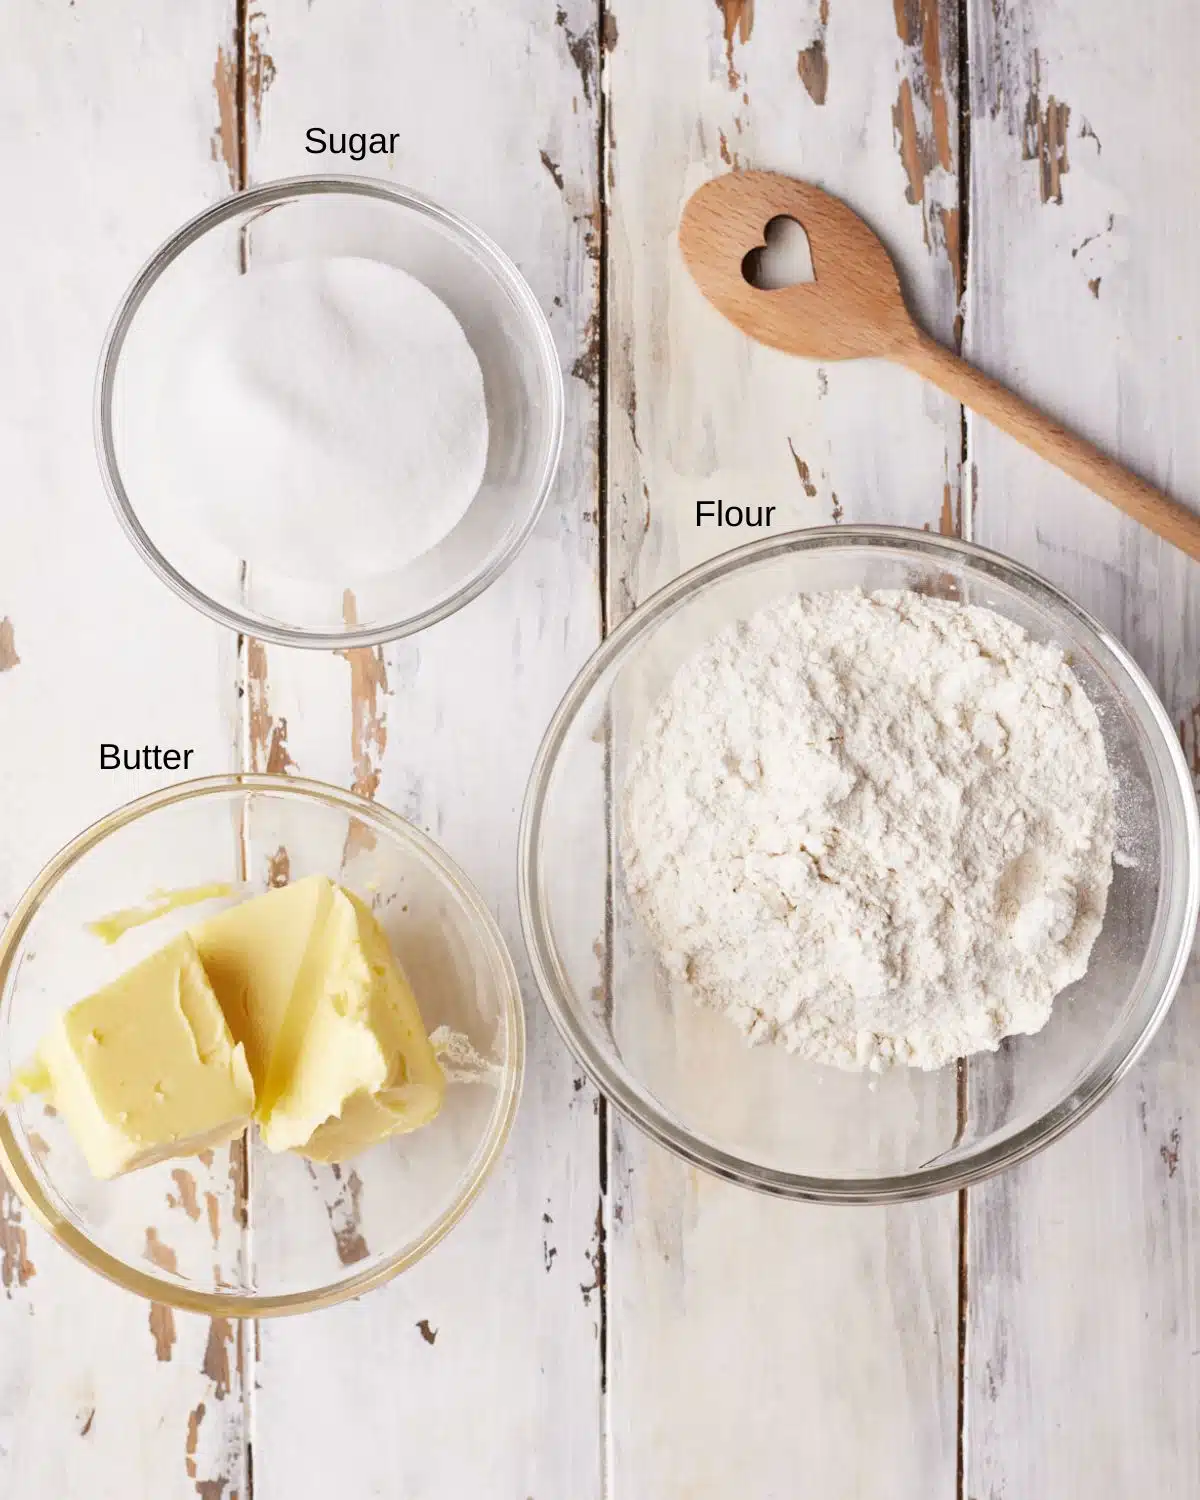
{"left": 900, "top": 331, "right": 1200, "bottom": 563}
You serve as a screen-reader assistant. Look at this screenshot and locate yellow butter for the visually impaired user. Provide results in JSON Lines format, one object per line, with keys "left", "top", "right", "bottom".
{"left": 286, "top": 891, "right": 445, "bottom": 1159}
{"left": 194, "top": 877, "right": 444, "bottom": 1157}
{"left": 13, "top": 934, "right": 255, "bottom": 1180}
{"left": 11, "top": 877, "right": 443, "bottom": 1179}
{"left": 299, "top": 1078, "right": 441, "bottom": 1163}
{"left": 86, "top": 883, "right": 236, "bottom": 944}
{"left": 193, "top": 876, "right": 334, "bottom": 1097}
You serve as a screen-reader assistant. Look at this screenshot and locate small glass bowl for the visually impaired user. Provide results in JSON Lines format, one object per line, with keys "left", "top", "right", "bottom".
{"left": 95, "top": 176, "right": 564, "bottom": 648}
{"left": 0, "top": 776, "right": 523, "bottom": 1314}
{"left": 519, "top": 527, "right": 1200, "bottom": 1203}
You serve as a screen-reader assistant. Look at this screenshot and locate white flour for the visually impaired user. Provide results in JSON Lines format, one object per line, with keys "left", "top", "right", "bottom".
{"left": 620, "top": 589, "right": 1115, "bottom": 1071}
{"left": 147, "top": 256, "right": 488, "bottom": 581}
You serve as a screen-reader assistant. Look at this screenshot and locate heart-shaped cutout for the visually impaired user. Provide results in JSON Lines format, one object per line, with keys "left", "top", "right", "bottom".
{"left": 741, "top": 215, "right": 816, "bottom": 290}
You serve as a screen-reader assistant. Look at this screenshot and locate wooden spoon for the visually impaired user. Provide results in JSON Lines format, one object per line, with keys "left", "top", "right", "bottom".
{"left": 679, "top": 170, "right": 1200, "bottom": 563}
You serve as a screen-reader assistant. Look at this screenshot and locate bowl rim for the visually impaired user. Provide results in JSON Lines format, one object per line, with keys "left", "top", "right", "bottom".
{"left": 518, "top": 524, "right": 1200, "bottom": 1204}
{"left": 0, "top": 773, "right": 525, "bottom": 1315}
{"left": 94, "top": 173, "right": 565, "bottom": 649}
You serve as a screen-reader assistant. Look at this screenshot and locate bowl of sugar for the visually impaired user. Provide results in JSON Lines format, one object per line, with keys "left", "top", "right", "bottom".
{"left": 96, "top": 176, "right": 564, "bottom": 647}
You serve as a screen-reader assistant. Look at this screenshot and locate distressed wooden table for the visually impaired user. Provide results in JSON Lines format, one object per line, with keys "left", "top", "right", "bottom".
{"left": 2, "top": 2, "right": 1197, "bottom": 1496}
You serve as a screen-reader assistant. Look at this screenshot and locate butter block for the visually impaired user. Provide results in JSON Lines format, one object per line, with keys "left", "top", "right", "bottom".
{"left": 284, "top": 891, "right": 445, "bottom": 1159}
{"left": 194, "top": 876, "right": 444, "bottom": 1156}
{"left": 193, "top": 875, "right": 334, "bottom": 1092}
{"left": 15, "top": 934, "right": 255, "bottom": 1179}
{"left": 300, "top": 1069, "right": 445, "bottom": 1163}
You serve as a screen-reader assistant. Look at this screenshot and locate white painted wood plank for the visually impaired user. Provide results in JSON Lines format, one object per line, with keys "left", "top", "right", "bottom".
{"left": 604, "top": 3, "right": 963, "bottom": 1495}
{"left": 605, "top": 0, "right": 967, "bottom": 619}
{"left": 238, "top": 4, "right": 603, "bottom": 1496}
{"left": 964, "top": 3, "right": 1200, "bottom": 1494}
{"left": 0, "top": 3, "right": 252, "bottom": 1497}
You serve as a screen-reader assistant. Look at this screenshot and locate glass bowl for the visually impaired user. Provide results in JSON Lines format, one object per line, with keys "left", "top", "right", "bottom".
{"left": 0, "top": 775, "right": 523, "bottom": 1314}
{"left": 519, "top": 527, "right": 1199, "bottom": 1202}
{"left": 95, "top": 175, "right": 563, "bottom": 648}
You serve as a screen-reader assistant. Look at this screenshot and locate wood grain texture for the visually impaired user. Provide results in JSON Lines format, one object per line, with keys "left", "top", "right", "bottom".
{"left": 681, "top": 166, "right": 1200, "bottom": 560}
{"left": 603, "top": 3, "right": 963, "bottom": 1494}
{"left": 963, "top": 2, "right": 1200, "bottom": 1494}
{"left": 605, "top": 0, "right": 966, "bottom": 626}
{"left": 5, "top": 5, "right": 1198, "bottom": 1497}
{"left": 0, "top": 4, "right": 250, "bottom": 1497}
{"left": 905, "top": 330, "right": 1200, "bottom": 562}
{"left": 237, "top": 2, "right": 603, "bottom": 1495}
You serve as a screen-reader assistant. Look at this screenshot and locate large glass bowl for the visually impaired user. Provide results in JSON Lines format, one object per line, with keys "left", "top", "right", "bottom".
{"left": 95, "top": 176, "right": 563, "bottom": 648}
{"left": 0, "top": 776, "right": 523, "bottom": 1313}
{"left": 519, "top": 527, "right": 1199, "bottom": 1202}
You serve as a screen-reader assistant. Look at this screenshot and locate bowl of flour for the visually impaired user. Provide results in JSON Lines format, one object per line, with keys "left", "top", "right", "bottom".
{"left": 519, "top": 527, "right": 1199, "bottom": 1200}
{"left": 97, "top": 176, "right": 563, "bottom": 647}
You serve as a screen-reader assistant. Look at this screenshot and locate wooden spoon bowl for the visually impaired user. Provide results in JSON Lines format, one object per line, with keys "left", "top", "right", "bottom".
{"left": 681, "top": 172, "right": 914, "bottom": 360}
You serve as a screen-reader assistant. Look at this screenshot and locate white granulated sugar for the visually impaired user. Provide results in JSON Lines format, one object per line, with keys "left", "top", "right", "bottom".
{"left": 620, "top": 589, "right": 1116, "bottom": 1072}
{"left": 149, "top": 256, "right": 488, "bottom": 581}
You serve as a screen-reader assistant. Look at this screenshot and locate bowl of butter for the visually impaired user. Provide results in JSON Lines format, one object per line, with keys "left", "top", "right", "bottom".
{"left": 0, "top": 775, "right": 523, "bottom": 1314}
